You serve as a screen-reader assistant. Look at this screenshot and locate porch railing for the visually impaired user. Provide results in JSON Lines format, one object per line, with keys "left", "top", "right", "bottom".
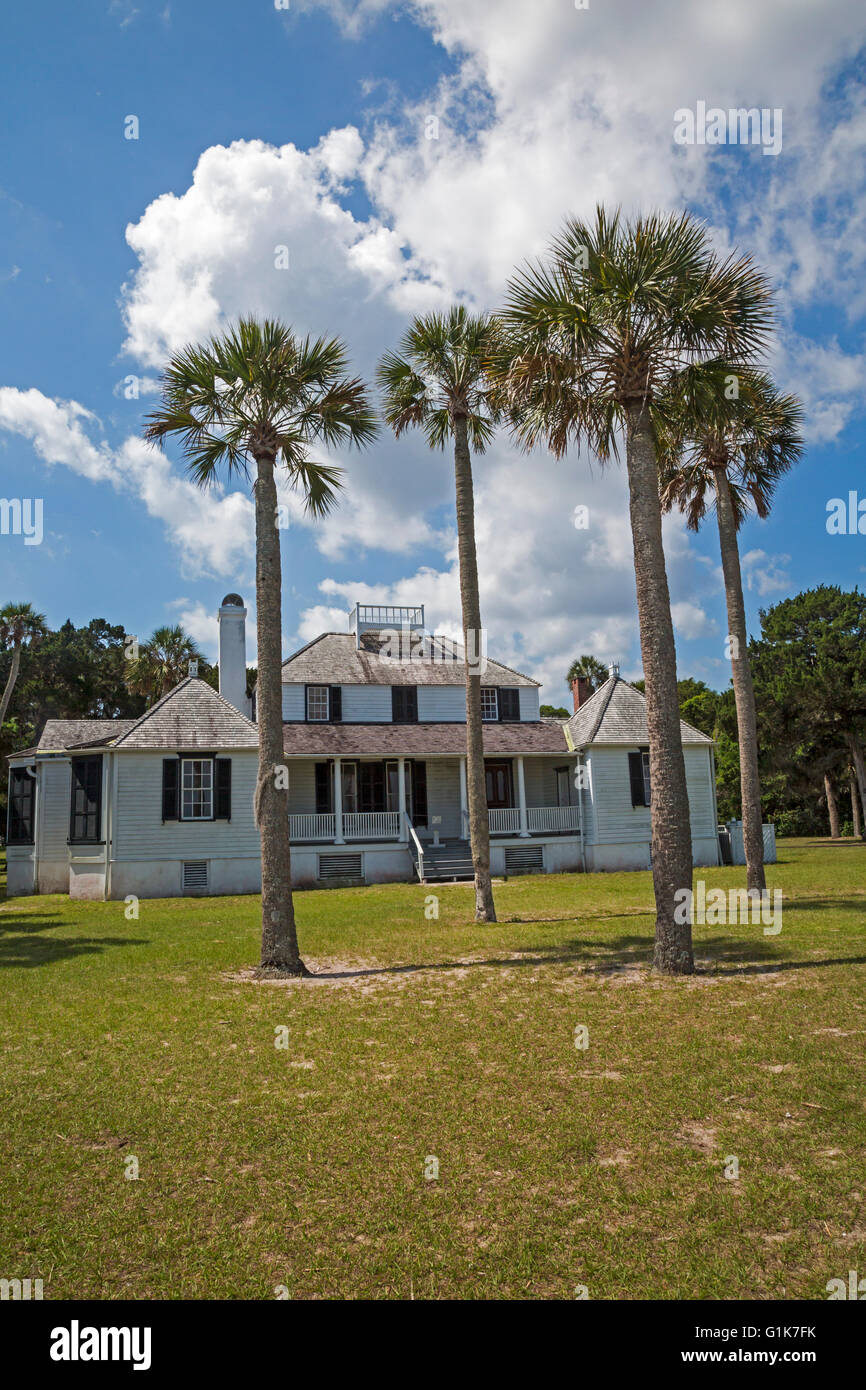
{"left": 344, "top": 811, "right": 400, "bottom": 840}
{"left": 405, "top": 813, "right": 425, "bottom": 880}
{"left": 527, "top": 805, "right": 579, "bottom": 833}
{"left": 289, "top": 813, "right": 336, "bottom": 841}
{"left": 488, "top": 805, "right": 579, "bottom": 835}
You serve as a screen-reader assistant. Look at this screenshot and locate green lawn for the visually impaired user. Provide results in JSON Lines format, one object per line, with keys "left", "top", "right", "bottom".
{"left": 1, "top": 839, "right": 864, "bottom": 1300}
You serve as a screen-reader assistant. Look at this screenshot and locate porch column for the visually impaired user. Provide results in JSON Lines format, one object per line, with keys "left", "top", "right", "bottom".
{"left": 333, "top": 757, "right": 344, "bottom": 844}
{"left": 398, "top": 756, "right": 407, "bottom": 839}
{"left": 459, "top": 757, "right": 468, "bottom": 839}
{"left": 516, "top": 755, "right": 530, "bottom": 837}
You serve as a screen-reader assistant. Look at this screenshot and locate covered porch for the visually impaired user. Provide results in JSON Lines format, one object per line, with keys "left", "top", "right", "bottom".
{"left": 286, "top": 753, "right": 580, "bottom": 845}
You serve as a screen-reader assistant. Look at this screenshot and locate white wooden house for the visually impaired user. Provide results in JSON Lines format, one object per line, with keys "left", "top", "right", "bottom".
{"left": 4, "top": 598, "right": 720, "bottom": 898}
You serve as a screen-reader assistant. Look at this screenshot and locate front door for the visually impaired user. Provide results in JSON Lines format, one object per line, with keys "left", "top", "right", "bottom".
{"left": 485, "top": 761, "right": 513, "bottom": 809}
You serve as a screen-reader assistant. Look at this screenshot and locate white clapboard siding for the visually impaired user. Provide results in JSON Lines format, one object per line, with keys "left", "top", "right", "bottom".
{"left": 417, "top": 686, "right": 465, "bottom": 722}
{"left": 39, "top": 759, "right": 72, "bottom": 861}
{"left": 424, "top": 758, "right": 462, "bottom": 837}
{"left": 589, "top": 747, "right": 651, "bottom": 845}
{"left": 578, "top": 754, "right": 596, "bottom": 844}
{"left": 518, "top": 687, "right": 540, "bottom": 721}
{"left": 340, "top": 685, "right": 392, "bottom": 721}
{"left": 588, "top": 745, "right": 716, "bottom": 845}
{"left": 112, "top": 751, "right": 260, "bottom": 861}
{"left": 281, "top": 685, "right": 305, "bottom": 721}
{"left": 287, "top": 760, "right": 317, "bottom": 815}
{"left": 684, "top": 746, "right": 717, "bottom": 838}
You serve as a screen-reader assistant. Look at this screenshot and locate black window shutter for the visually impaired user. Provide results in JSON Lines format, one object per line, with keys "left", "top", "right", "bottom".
{"left": 628, "top": 751, "right": 646, "bottom": 807}
{"left": 391, "top": 686, "right": 417, "bottom": 723}
{"left": 499, "top": 689, "right": 520, "bottom": 722}
{"left": 162, "top": 758, "right": 179, "bottom": 820}
{"left": 411, "top": 761, "right": 428, "bottom": 827}
{"left": 315, "top": 762, "right": 332, "bottom": 814}
{"left": 215, "top": 758, "right": 231, "bottom": 819}
{"left": 330, "top": 686, "right": 342, "bottom": 722}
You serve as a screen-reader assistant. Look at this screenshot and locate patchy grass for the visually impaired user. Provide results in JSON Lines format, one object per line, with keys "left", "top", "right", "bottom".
{"left": 0, "top": 839, "right": 864, "bottom": 1300}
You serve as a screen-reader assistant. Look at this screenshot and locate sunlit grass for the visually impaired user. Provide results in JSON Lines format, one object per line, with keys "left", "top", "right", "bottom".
{"left": 0, "top": 838, "right": 864, "bottom": 1300}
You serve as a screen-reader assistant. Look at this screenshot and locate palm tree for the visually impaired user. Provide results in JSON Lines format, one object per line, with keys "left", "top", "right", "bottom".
{"left": 565, "top": 654, "right": 608, "bottom": 695}
{"left": 658, "top": 367, "right": 803, "bottom": 894}
{"left": 378, "top": 307, "right": 500, "bottom": 923}
{"left": 494, "top": 207, "right": 773, "bottom": 974}
{"left": 125, "top": 625, "right": 206, "bottom": 704}
{"left": 0, "top": 602, "right": 47, "bottom": 726}
{"left": 145, "top": 317, "right": 377, "bottom": 975}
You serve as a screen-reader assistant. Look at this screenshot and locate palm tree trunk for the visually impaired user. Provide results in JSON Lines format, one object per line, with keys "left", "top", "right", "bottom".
{"left": 0, "top": 644, "right": 21, "bottom": 726}
{"left": 712, "top": 466, "right": 766, "bottom": 894}
{"left": 850, "top": 769, "right": 863, "bottom": 838}
{"left": 625, "top": 401, "right": 693, "bottom": 974}
{"left": 846, "top": 733, "right": 866, "bottom": 840}
{"left": 253, "top": 452, "right": 307, "bottom": 974}
{"left": 453, "top": 414, "right": 496, "bottom": 923}
{"left": 823, "top": 772, "right": 840, "bottom": 838}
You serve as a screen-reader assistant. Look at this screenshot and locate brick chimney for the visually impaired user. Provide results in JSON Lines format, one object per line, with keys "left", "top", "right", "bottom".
{"left": 571, "top": 676, "right": 591, "bottom": 711}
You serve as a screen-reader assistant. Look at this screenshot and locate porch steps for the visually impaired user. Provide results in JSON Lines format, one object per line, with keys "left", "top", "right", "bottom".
{"left": 419, "top": 839, "right": 475, "bottom": 883}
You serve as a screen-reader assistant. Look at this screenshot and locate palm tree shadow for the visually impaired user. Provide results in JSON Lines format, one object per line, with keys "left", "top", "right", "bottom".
{"left": 0, "top": 913, "right": 148, "bottom": 968}
{"left": 308, "top": 934, "right": 866, "bottom": 982}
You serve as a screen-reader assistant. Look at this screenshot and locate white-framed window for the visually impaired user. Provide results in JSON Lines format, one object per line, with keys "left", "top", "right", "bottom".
{"left": 641, "top": 751, "right": 651, "bottom": 806}
{"left": 307, "top": 685, "right": 329, "bottom": 722}
{"left": 480, "top": 687, "right": 499, "bottom": 721}
{"left": 181, "top": 758, "right": 213, "bottom": 820}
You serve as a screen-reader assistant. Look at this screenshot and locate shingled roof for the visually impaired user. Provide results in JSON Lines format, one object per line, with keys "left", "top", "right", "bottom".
{"left": 281, "top": 632, "right": 539, "bottom": 688}
{"left": 37, "top": 719, "right": 137, "bottom": 751}
{"left": 565, "top": 675, "right": 713, "bottom": 747}
{"left": 109, "top": 678, "right": 259, "bottom": 750}
{"left": 283, "top": 720, "right": 569, "bottom": 757}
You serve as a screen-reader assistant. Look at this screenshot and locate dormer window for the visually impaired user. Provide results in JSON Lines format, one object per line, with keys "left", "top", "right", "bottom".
{"left": 481, "top": 688, "right": 499, "bottom": 721}
{"left": 306, "top": 685, "right": 330, "bottom": 722}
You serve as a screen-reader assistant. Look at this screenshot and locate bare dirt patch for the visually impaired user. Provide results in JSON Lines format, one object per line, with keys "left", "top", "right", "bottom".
{"left": 677, "top": 1121, "right": 717, "bottom": 1155}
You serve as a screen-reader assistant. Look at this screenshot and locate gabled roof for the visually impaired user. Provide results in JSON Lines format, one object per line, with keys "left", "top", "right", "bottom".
{"left": 565, "top": 675, "right": 713, "bottom": 748}
{"left": 280, "top": 631, "right": 539, "bottom": 688}
{"left": 109, "top": 678, "right": 259, "bottom": 750}
{"left": 37, "top": 719, "right": 137, "bottom": 751}
{"left": 282, "top": 720, "right": 568, "bottom": 757}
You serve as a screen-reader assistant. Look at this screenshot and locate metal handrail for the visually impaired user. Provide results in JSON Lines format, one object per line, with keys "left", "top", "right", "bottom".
{"left": 404, "top": 813, "right": 425, "bottom": 880}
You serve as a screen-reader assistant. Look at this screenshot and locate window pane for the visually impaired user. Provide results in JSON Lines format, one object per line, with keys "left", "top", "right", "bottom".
{"left": 481, "top": 688, "right": 499, "bottom": 720}
{"left": 181, "top": 759, "right": 213, "bottom": 819}
{"left": 642, "top": 752, "right": 651, "bottom": 806}
{"left": 71, "top": 757, "right": 102, "bottom": 841}
{"left": 307, "top": 686, "right": 329, "bottom": 721}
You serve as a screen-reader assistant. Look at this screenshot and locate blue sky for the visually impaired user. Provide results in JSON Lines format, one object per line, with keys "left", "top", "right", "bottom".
{"left": 1, "top": 0, "right": 864, "bottom": 703}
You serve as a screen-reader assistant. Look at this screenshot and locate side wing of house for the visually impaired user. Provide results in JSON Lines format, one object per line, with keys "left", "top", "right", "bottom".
{"left": 584, "top": 743, "right": 719, "bottom": 871}
{"left": 109, "top": 748, "right": 260, "bottom": 900}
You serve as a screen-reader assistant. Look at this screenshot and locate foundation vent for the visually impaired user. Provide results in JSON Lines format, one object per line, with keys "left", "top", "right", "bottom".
{"left": 504, "top": 845, "right": 544, "bottom": 876}
{"left": 317, "top": 852, "right": 363, "bottom": 882}
{"left": 182, "top": 860, "right": 209, "bottom": 893}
